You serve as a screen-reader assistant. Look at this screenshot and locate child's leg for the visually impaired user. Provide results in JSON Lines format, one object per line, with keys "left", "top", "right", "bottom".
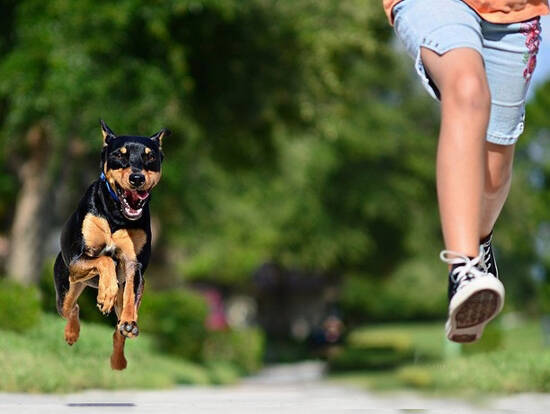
{"left": 477, "top": 17, "right": 542, "bottom": 237}
{"left": 421, "top": 47, "right": 491, "bottom": 257}
{"left": 481, "top": 143, "right": 515, "bottom": 238}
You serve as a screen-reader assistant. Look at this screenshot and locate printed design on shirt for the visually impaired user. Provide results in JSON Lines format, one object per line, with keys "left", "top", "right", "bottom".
{"left": 520, "top": 18, "right": 541, "bottom": 81}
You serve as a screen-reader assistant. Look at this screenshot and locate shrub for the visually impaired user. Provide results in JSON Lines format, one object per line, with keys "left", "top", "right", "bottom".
{"left": 329, "top": 330, "right": 414, "bottom": 371}
{"left": 204, "top": 361, "right": 240, "bottom": 384}
{"left": 340, "top": 257, "right": 447, "bottom": 322}
{"left": 139, "top": 289, "right": 209, "bottom": 360}
{"left": 462, "top": 321, "right": 503, "bottom": 355}
{"left": 0, "top": 278, "right": 41, "bottom": 332}
{"left": 201, "top": 328, "right": 265, "bottom": 374}
{"left": 0, "top": 313, "right": 220, "bottom": 392}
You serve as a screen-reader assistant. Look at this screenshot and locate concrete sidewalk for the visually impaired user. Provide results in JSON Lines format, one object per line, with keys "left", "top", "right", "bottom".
{"left": 1, "top": 362, "right": 549, "bottom": 413}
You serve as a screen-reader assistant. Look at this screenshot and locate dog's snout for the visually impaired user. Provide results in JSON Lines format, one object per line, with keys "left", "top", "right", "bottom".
{"left": 129, "top": 173, "right": 145, "bottom": 188}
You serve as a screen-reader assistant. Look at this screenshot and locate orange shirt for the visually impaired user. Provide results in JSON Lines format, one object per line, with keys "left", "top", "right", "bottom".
{"left": 383, "top": 0, "right": 549, "bottom": 24}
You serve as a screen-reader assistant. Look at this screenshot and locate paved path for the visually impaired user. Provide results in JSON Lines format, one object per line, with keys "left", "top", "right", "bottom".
{"left": 2, "top": 362, "right": 550, "bottom": 413}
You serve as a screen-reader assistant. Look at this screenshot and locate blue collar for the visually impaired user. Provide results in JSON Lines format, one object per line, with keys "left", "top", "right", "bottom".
{"left": 100, "top": 172, "right": 119, "bottom": 202}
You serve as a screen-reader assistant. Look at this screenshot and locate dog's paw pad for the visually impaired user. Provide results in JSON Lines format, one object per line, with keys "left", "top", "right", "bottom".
{"left": 118, "top": 321, "right": 139, "bottom": 338}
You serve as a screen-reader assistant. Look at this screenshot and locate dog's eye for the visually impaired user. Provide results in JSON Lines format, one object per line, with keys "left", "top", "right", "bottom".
{"left": 145, "top": 153, "right": 156, "bottom": 162}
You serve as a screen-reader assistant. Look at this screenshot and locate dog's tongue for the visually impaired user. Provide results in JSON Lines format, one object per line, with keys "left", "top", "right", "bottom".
{"left": 124, "top": 189, "right": 149, "bottom": 205}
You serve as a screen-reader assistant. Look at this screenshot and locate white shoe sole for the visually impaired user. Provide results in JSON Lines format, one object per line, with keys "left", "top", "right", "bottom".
{"left": 446, "top": 276, "right": 505, "bottom": 343}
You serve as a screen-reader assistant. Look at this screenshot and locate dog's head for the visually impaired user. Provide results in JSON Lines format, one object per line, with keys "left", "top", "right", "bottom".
{"left": 100, "top": 120, "right": 170, "bottom": 221}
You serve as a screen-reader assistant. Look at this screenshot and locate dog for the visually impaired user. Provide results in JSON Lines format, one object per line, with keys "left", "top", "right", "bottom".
{"left": 53, "top": 120, "right": 169, "bottom": 370}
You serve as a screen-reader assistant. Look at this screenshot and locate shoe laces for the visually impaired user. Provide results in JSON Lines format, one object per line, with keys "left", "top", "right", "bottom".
{"left": 440, "top": 248, "right": 487, "bottom": 289}
{"left": 481, "top": 238, "right": 493, "bottom": 273}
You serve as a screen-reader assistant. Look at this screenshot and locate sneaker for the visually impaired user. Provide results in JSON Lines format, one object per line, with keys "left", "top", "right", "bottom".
{"left": 480, "top": 232, "right": 498, "bottom": 279}
{"left": 441, "top": 247, "right": 505, "bottom": 343}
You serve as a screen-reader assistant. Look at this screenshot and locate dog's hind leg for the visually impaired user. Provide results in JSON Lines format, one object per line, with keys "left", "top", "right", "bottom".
{"left": 54, "top": 253, "right": 86, "bottom": 345}
{"left": 110, "top": 267, "right": 144, "bottom": 370}
{"left": 61, "top": 282, "right": 86, "bottom": 345}
{"left": 111, "top": 289, "right": 127, "bottom": 370}
{"left": 111, "top": 329, "right": 127, "bottom": 370}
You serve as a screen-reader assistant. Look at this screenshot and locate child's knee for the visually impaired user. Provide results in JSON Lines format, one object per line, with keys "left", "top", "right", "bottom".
{"left": 485, "top": 159, "right": 513, "bottom": 196}
{"left": 445, "top": 71, "right": 490, "bottom": 111}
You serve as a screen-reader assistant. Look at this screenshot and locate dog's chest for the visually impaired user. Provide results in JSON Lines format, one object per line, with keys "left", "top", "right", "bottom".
{"left": 81, "top": 213, "right": 146, "bottom": 260}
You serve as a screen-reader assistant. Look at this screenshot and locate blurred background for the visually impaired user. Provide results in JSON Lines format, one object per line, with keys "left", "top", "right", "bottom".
{"left": 0, "top": 0, "right": 550, "bottom": 395}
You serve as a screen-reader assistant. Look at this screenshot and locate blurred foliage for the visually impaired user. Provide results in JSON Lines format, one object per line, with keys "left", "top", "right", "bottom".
{"left": 139, "top": 289, "right": 209, "bottom": 360}
{"left": 341, "top": 257, "right": 447, "bottom": 322}
{"left": 139, "top": 288, "right": 264, "bottom": 373}
{"left": 328, "top": 329, "right": 415, "bottom": 371}
{"left": 0, "top": 0, "right": 440, "bottom": 283}
{"left": 521, "top": 80, "right": 550, "bottom": 313}
{"left": 0, "top": 278, "right": 41, "bottom": 332}
{"left": 332, "top": 319, "right": 550, "bottom": 394}
{"left": 0, "top": 313, "right": 238, "bottom": 393}
{"left": 0, "top": 0, "right": 548, "bottom": 331}
{"left": 461, "top": 320, "right": 503, "bottom": 355}
{"left": 201, "top": 328, "right": 265, "bottom": 374}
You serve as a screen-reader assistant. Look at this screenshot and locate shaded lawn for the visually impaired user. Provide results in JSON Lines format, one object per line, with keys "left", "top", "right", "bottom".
{"left": 331, "top": 317, "right": 550, "bottom": 394}
{"left": 0, "top": 314, "right": 237, "bottom": 393}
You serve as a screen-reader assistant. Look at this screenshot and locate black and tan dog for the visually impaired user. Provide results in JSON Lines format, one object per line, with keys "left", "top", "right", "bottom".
{"left": 53, "top": 120, "right": 169, "bottom": 370}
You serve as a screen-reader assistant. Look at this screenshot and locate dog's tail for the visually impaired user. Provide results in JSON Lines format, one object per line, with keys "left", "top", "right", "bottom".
{"left": 53, "top": 252, "right": 70, "bottom": 316}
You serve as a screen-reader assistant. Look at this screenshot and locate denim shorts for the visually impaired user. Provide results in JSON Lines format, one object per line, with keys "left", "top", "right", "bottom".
{"left": 393, "top": 0, "right": 542, "bottom": 145}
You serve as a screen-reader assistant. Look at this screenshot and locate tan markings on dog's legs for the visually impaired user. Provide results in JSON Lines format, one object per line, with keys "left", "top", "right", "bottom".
{"left": 62, "top": 282, "right": 86, "bottom": 317}
{"left": 114, "top": 287, "right": 124, "bottom": 319}
{"left": 144, "top": 170, "right": 161, "bottom": 190}
{"left": 110, "top": 329, "right": 127, "bottom": 370}
{"left": 62, "top": 282, "right": 86, "bottom": 345}
{"left": 118, "top": 262, "right": 138, "bottom": 337}
{"left": 111, "top": 229, "right": 146, "bottom": 337}
{"left": 96, "top": 256, "right": 118, "bottom": 314}
{"left": 69, "top": 256, "right": 118, "bottom": 313}
{"left": 82, "top": 214, "right": 111, "bottom": 256}
{"left": 69, "top": 256, "right": 115, "bottom": 282}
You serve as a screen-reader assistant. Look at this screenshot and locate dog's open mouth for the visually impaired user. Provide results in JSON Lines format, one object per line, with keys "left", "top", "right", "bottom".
{"left": 116, "top": 187, "right": 150, "bottom": 220}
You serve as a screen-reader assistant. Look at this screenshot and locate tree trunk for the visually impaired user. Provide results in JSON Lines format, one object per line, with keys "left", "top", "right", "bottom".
{"left": 6, "top": 125, "right": 54, "bottom": 285}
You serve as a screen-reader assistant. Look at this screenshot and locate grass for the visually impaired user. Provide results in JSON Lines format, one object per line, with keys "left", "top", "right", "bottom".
{"left": 330, "top": 316, "right": 550, "bottom": 394}
{"left": 0, "top": 314, "right": 239, "bottom": 393}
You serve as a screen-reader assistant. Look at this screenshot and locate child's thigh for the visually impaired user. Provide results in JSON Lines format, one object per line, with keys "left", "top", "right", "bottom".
{"left": 482, "top": 18, "right": 542, "bottom": 145}
{"left": 393, "top": 0, "right": 483, "bottom": 99}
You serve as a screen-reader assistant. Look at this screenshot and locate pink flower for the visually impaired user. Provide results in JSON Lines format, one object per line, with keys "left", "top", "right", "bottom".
{"left": 524, "top": 55, "right": 537, "bottom": 80}
{"left": 521, "top": 19, "right": 541, "bottom": 80}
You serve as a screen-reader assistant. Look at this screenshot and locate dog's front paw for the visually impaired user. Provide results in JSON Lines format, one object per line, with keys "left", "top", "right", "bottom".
{"left": 97, "top": 282, "right": 118, "bottom": 314}
{"left": 118, "top": 320, "right": 139, "bottom": 338}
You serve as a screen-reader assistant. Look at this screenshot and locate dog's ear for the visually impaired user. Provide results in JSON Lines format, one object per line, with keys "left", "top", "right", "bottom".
{"left": 149, "top": 128, "right": 171, "bottom": 149}
{"left": 100, "top": 119, "right": 116, "bottom": 146}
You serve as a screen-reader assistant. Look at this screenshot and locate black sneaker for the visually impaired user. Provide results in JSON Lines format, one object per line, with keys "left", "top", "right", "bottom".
{"left": 441, "top": 248, "right": 504, "bottom": 343}
{"left": 480, "top": 232, "right": 498, "bottom": 279}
